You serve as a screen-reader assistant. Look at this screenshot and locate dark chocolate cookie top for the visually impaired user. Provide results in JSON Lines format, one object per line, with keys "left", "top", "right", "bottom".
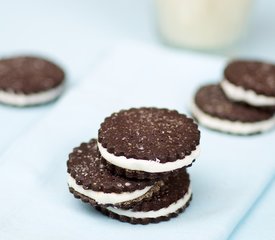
{"left": 131, "top": 169, "right": 190, "bottom": 212}
{"left": 0, "top": 56, "right": 65, "bottom": 94}
{"left": 98, "top": 108, "right": 200, "bottom": 163}
{"left": 67, "top": 139, "right": 154, "bottom": 193}
{"left": 224, "top": 60, "right": 275, "bottom": 97}
{"left": 195, "top": 84, "right": 274, "bottom": 122}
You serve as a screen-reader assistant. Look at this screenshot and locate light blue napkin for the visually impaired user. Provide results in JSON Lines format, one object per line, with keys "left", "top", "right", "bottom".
{"left": 0, "top": 42, "right": 274, "bottom": 240}
{"left": 0, "top": 104, "right": 54, "bottom": 154}
{"left": 229, "top": 178, "right": 275, "bottom": 240}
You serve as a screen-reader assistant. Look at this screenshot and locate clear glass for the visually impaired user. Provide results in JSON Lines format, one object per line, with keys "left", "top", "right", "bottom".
{"left": 155, "top": 0, "right": 252, "bottom": 50}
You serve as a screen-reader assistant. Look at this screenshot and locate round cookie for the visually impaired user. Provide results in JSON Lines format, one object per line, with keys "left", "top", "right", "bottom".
{"left": 221, "top": 60, "right": 275, "bottom": 106}
{"left": 98, "top": 108, "right": 200, "bottom": 179}
{"left": 191, "top": 84, "right": 275, "bottom": 135}
{"left": 98, "top": 169, "right": 192, "bottom": 224}
{"left": 67, "top": 139, "right": 163, "bottom": 208}
{"left": 0, "top": 56, "right": 65, "bottom": 106}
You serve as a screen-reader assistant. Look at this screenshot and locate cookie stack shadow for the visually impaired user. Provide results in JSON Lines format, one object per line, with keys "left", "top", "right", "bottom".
{"left": 67, "top": 108, "right": 201, "bottom": 224}
{"left": 191, "top": 60, "right": 275, "bottom": 135}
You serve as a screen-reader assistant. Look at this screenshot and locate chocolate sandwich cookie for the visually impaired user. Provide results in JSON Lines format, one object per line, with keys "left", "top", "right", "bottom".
{"left": 191, "top": 84, "right": 275, "bottom": 135}
{"left": 98, "top": 108, "right": 200, "bottom": 180}
{"left": 221, "top": 60, "right": 275, "bottom": 107}
{"left": 0, "top": 56, "right": 65, "bottom": 106}
{"left": 98, "top": 169, "right": 192, "bottom": 224}
{"left": 67, "top": 139, "right": 163, "bottom": 208}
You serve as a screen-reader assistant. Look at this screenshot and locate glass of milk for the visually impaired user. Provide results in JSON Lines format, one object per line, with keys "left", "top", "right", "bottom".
{"left": 155, "top": 0, "right": 252, "bottom": 50}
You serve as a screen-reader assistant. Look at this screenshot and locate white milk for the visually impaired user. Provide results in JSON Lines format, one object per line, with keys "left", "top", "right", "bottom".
{"left": 155, "top": 0, "right": 252, "bottom": 49}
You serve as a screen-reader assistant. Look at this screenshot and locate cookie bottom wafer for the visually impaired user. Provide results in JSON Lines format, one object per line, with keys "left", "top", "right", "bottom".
{"left": 104, "top": 158, "right": 195, "bottom": 180}
{"left": 69, "top": 187, "right": 97, "bottom": 207}
{"left": 68, "top": 179, "right": 164, "bottom": 209}
{"left": 97, "top": 194, "right": 192, "bottom": 225}
{"left": 0, "top": 84, "right": 65, "bottom": 107}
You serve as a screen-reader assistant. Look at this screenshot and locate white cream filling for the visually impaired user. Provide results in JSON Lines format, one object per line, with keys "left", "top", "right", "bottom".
{"left": 0, "top": 83, "right": 65, "bottom": 106}
{"left": 67, "top": 174, "right": 153, "bottom": 205}
{"left": 221, "top": 79, "right": 275, "bottom": 106}
{"left": 191, "top": 100, "right": 275, "bottom": 134}
{"left": 98, "top": 142, "right": 200, "bottom": 173}
{"left": 106, "top": 186, "right": 192, "bottom": 219}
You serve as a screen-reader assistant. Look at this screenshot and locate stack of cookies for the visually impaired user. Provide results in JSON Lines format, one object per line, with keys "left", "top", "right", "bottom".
{"left": 67, "top": 108, "right": 200, "bottom": 224}
{"left": 191, "top": 60, "right": 275, "bottom": 135}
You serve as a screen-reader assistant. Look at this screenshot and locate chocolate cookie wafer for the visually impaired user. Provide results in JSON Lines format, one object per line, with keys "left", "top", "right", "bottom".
{"left": 98, "top": 169, "right": 192, "bottom": 224}
{"left": 67, "top": 139, "right": 163, "bottom": 208}
{"left": 191, "top": 84, "right": 275, "bottom": 134}
{"left": 98, "top": 108, "right": 200, "bottom": 180}
{"left": 221, "top": 60, "right": 275, "bottom": 107}
{"left": 0, "top": 56, "right": 65, "bottom": 106}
